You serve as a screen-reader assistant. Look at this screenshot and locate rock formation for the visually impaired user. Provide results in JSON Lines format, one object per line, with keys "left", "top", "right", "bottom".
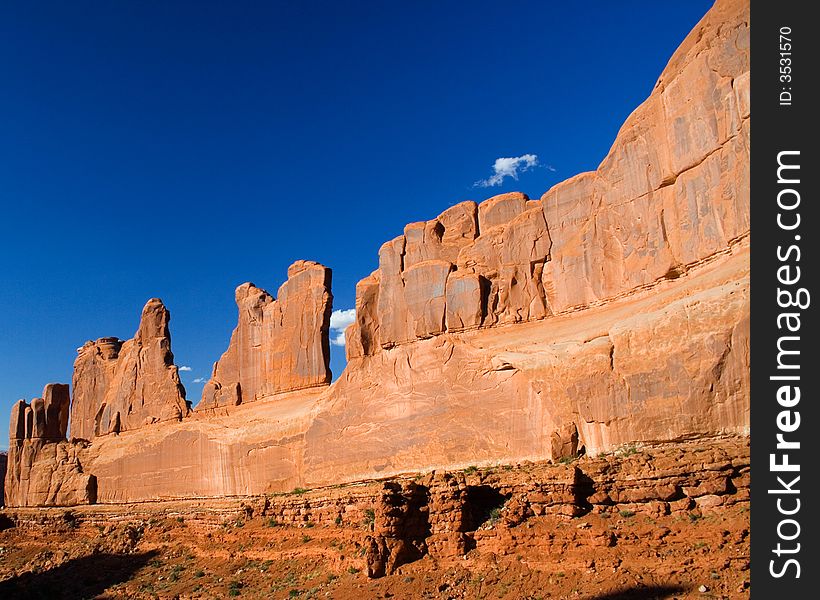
{"left": 70, "top": 299, "right": 189, "bottom": 440}
{"left": 5, "top": 385, "right": 96, "bottom": 507}
{"left": 199, "top": 260, "right": 333, "bottom": 410}
{"left": 0, "top": 452, "right": 6, "bottom": 507}
{"left": 345, "top": 0, "right": 749, "bottom": 355}
{"left": 4, "top": 0, "right": 749, "bottom": 508}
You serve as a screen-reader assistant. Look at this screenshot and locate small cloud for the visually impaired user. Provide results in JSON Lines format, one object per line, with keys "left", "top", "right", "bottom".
{"left": 546, "top": 164, "right": 556, "bottom": 172}
{"left": 330, "top": 308, "right": 356, "bottom": 347}
{"left": 474, "top": 154, "right": 539, "bottom": 187}
{"left": 178, "top": 365, "right": 192, "bottom": 372}
{"left": 330, "top": 308, "right": 356, "bottom": 331}
{"left": 192, "top": 377, "right": 206, "bottom": 383}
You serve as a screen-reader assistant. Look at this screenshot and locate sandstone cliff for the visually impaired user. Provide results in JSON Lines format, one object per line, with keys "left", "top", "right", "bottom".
{"left": 0, "top": 452, "right": 5, "bottom": 507}
{"left": 199, "top": 260, "right": 333, "bottom": 410}
{"left": 70, "top": 298, "right": 189, "bottom": 440}
{"left": 345, "top": 0, "right": 748, "bottom": 355}
{"left": 308, "top": 0, "right": 749, "bottom": 480}
{"left": 5, "top": 0, "right": 749, "bottom": 507}
{"left": 5, "top": 385, "right": 96, "bottom": 507}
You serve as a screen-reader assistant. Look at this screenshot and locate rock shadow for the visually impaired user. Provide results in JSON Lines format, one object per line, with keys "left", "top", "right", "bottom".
{"left": 573, "top": 469, "right": 595, "bottom": 516}
{"left": 0, "top": 550, "right": 158, "bottom": 599}
{"left": 585, "top": 584, "right": 689, "bottom": 600}
{"left": 463, "top": 485, "right": 511, "bottom": 531}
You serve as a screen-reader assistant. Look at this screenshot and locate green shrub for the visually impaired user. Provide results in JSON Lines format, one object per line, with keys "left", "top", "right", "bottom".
{"left": 228, "top": 580, "right": 243, "bottom": 596}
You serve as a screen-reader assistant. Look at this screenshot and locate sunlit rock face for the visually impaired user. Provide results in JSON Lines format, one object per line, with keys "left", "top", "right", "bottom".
{"left": 70, "top": 298, "right": 189, "bottom": 441}
{"left": 198, "top": 260, "right": 334, "bottom": 411}
{"left": 5, "top": 0, "right": 749, "bottom": 507}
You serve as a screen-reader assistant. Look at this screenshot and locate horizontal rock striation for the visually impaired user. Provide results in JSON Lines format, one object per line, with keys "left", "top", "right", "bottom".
{"left": 4, "top": 437, "right": 748, "bottom": 578}
{"left": 199, "top": 260, "right": 333, "bottom": 410}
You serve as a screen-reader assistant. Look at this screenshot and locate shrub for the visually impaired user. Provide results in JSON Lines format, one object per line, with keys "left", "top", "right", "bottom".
{"left": 228, "top": 580, "right": 243, "bottom": 596}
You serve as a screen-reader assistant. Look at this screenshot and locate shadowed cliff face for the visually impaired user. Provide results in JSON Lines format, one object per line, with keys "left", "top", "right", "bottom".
{"left": 5, "top": 0, "right": 749, "bottom": 507}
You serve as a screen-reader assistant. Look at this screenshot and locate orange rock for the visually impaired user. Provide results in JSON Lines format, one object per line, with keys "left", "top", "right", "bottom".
{"left": 477, "top": 192, "right": 529, "bottom": 232}
{"left": 444, "top": 271, "right": 486, "bottom": 331}
{"left": 350, "top": 0, "right": 749, "bottom": 349}
{"left": 199, "top": 260, "right": 333, "bottom": 409}
{"left": 4, "top": 0, "right": 751, "bottom": 507}
{"left": 70, "top": 299, "right": 189, "bottom": 440}
{"left": 345, "top": 271, "right": 381, "bottom": 360}
{"left": 403, "top": 260, "right": 453, "bottom": 338}
{"left": 5, "top": 385, "right": 96, "bottom": 507}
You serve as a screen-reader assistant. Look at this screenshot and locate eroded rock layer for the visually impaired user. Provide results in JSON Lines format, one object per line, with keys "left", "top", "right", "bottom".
{"left": 198, "top": 260, "right": 333, "bottom": 410}
{"left": 2, "top": 437, "right": 750, "bottom": 584}
{"left": 70, "top": 299, "right": 189, "bottom": 440}
{"left": 5, "top": 0, "right": 749, "bottom": 508}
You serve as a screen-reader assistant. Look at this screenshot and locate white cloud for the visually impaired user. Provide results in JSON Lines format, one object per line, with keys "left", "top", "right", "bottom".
{"left": 179, "top": 365, "right": 192, "bottom": 372}
{"left": 475, "top": 154, "right": 539, "bottom": 187}
{"left": 330, "top": 308, "right": 356, "bottom": 331}
{"left": 329, "top": 308, "right": 356, "bottom": 347}
{"left": 192, "top": 377, "right": 206, "bottom": 383}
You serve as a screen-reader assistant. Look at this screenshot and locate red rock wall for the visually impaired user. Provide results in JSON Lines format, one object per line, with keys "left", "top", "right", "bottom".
{"left": 199, "top": 260, "right": 333, "bottom": 409}
{"left": 4, "top": 0, "right": 750, "bottom": 507}
{"left": 346, "top": 0, "right": 749, "bottom": 356}
{"left": 0, "top": 452, "right": 6, "bottom": 507}
{"left": 5, "top": 385, "right": 96, "bottom": 507}
{"left": 70, "top": 299, "right": 189, "bottom": 441}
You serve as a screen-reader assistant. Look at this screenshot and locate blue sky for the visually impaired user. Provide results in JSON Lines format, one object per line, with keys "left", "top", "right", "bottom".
{"left": 0, "top": 0, "right": 714, "bottom": 449}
